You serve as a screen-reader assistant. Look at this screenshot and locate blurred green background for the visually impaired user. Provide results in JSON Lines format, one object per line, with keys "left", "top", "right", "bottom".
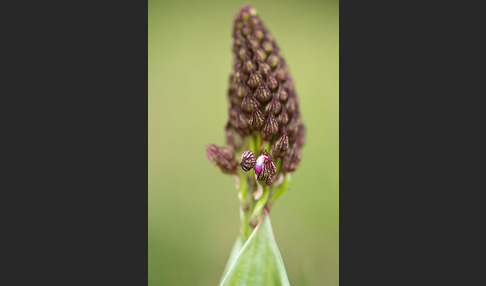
{"left": 148, "top": 0, "right": 338, "bottom": 285}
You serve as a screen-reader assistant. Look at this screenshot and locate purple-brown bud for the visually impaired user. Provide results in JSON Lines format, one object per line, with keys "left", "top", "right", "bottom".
{"left": 206, "top": 144, "right": 238, "bottom": 173}
{"left": 225, "top": 122, "right": 243, "bottom": 150}
{"left": 240, "top": 150, "right": 257, "bottom": 172}
{"left": 248, "top": 107, "right": 265, "bottom": 130}
{"left": 254, "top": 150, "right": 277, "bottom": 185}
{"left": 295, "top": 123, "right": 306, "bottom": 148}
{"left": 235, "top": 81, "right": 247, "bottom": 98}
{"left": 262, "top": 41, "right": 273, "bottom": 54}
{"left": 271, "top": 130, "right": 289, "bottom": 158}
{"left": 282, "top": 144, "right": 301, "bottom": 172}
{"left": 267, "top": 54, "right": 279, "bottom": 69}
{"left": 278, "top": 88, "right": 288, "bottom": 102}
{"left": 285, "top": 96, "right": 297, "bottom": 114}
{"left": 277, "top": 107, "right": 289, "bottom": 126}
{"left": 262, "top": 113, "right": 279, "bottom": 140}
{"left": 241, "top": 92, "right": 259, "bottom": 113}
{"left": 247, "top": 71, "right": 262, "bottom": 89}
{"left": 255, "top": 83, "right": 271, "bottom": 103}
{"left": 247, "top": 35, "right": 260, "bottom": 49}
{"left": 266, "top": 75, "right": 278, "bottom": 91}
{"left": 253, "top": 47, "right": 267, "bottom": 62}
{"left": 265, "top": 95, "right": 282, "bottom": 115}
{"left": 258, "top": 61, "right": 271, "bottom": 76}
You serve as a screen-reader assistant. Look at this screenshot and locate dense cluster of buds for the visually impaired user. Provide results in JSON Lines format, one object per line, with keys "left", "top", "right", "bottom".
{"left": 206, "top": 4, "right": 305, "bottom": 188}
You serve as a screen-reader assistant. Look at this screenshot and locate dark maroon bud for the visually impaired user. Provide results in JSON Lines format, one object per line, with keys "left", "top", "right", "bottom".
{"left": 285, "top": 96, "right": 297, "bottom": 114}
{"left": 255, "top": 83, "right": 271, "bottom": 103}
{"left": 262, "top": 41, "right": 273, "bottom": 54}
{"left": 240, "top": 150, "right": 257, "bottom": 172}
{"left": 236, "top": 112, "right": 250, "bottom": 135}
{"left": 240, "top": 9, "right": 250, "bottom": 22}
{"left": 284, "top": 78, "right": 295, "bottom": 92}
{"left": 254, "top": 151, "right": 277, "bottom": 185}
{"left": 262, "top": 113, "right": 279, "bottom": 140}
{"left": 234, "top": 37, "right": 243, "bottom": 48}
{"left": 234, "top": 20, "right": 243, "bottom": 31}
{"left": 233, "top": 71, "right": 243, "bottom": 83}
{"left": 248, "top": 107, "right": 265, "bottom": 130}
{"left": 206, "top": 144, "right": 238, "bottom": 173}
{"left": 295, "top": 123, "right": 305, "bottom": 148}
{"left": 267, "top": 54, "right": 279, "bottom": 69}
{"left": 241, "top": 92, "right": 259, "bottom": 113}
{"left": 230, "top": 93, "right": 242, "bottom": 106}
{"left": 225, "top": 122, "right": 243, "bottom": 150}
{"left": 258, "top": 61, "right": 271, "bottom": 76}
{"left": 228, "top": 108, "right": 238, "bottom": 128}
{"left": 247, "top": 35, "right": 260, "bottom": 49}
{"left": 282, "top": 145, "right": 301, "bottom": 172}
{"left": 235, "top": 82, "right": 247, "bottom": 98}
{"left": 276, "top": 68, "right": 287, "bottom": 82}
{"left": 241, "top": 23, "right": 251, "bottom": 36}
{"left": 272, "top": 130, "right": 289, "bottom": 158}
{"left": 254, "top": 29, "right": 264, "bottom": 41}
{"left": 249, "top": 15, "right": 260, "bottom": 27}
{"left": 238, "top": 47, "right": 248, "bottom": 60}
{"left": 286, "top": 118, "right": 299, "bottom": 141}
{"left": 247, "top": 71, "right": 262, "bottom": 89}
{"left": 266, "top": 75, "right": 278, "bottom": 91}
{"left": 265, "top": 95, "right": 282, "bottom": 115}
{"left": 253, "top": 47, "right": 267, "bottom": 62}
{"left": 277, "top": 107, "right": 289, "bottom": 126}
{"left": 243, "top": 59, "right": 256, "bottom": 74}
{"left": 278, "top": 88, "right": 288, "bottom": 102}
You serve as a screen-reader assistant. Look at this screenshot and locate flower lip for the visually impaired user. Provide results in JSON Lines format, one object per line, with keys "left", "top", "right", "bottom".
{"left": 254, "top": 154, "right": 268, "bottom": 175}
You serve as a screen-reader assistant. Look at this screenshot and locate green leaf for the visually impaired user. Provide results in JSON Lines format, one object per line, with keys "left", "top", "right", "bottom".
{"left": 219, "top": 236, "right": 244, "bottom": 284}
{"left": 220, "top": 215, "right": 290, "bottom": 286}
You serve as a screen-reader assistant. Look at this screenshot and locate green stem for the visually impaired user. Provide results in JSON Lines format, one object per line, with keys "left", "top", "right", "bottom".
{"left": 249, "top": 185, "right": 270, "bottom": 226}
{"left": 256, "top": 133, "right": 262, "bottom": 153}
{"left": 237, "top": 171, "right": 252, "bottom": 240}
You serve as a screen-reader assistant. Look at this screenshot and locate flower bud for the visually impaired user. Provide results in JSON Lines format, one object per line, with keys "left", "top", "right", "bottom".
{"left": 253, "top": 47, "right": 267, "bottom": 61}
{"left": 295, "top": 123, "right": 306, "bottom": 148}
{"left": 241, "top": 92, "right": 259, "bottom": 113}
{"left": 262, "top": 41, "right": 273, "bottom": 54}
{"left": 271, "top": 130, "right": 289, "bottom": 158}
{"left": 282, "top": 144, "right": 301, "bottom": 172}
{"left": 225, "top": 122, "right": 243, "bottom": 150}
{"left": 285, "top": 96, "right": 297, "bottom": 114}
{"left": 265, "top": 94, "right": 282, "bottom": 115}
{"left": 276, "top": 68, "right": 287, "bottom": 82}
{"left": 255, "top": 83, "right": 271, "bottom": 103}
{"left": 266, "top": 75, "right": 279, "bottom": 91}
{"left": 267, "top": 54, "right": 279, "bottom": 69}
{"left": 240, "top": 150, "right": 257, "bottom": 172}
{"left": 277, "top": 107, "right": 289, "bottom": 126}
{"left": 236, "top": 111, "right": 250, "bottom": 134}
{"left": 235, "top": 81, "right": 247, "bottom": 98}
{"left": 241, "top": 23, "right": 251, "bottom": 36}
{"left": 278, "top": 88, "right": 288, "bottom": 102}
{"left": 262, "top": 113, "right": 279, "bottom": 140}
{"left": 206, "top": 144, "right": 238, "bottom": 173}
{"left": 243, "top": 58, "right": 256, "bottom": 74}
{"left": 247, "top": 71, "right": 262, "bottom": 89}
{"left": 247, "top": 35, "right": 260, "bottom": 49}
{"left": 238, "top": 47, "right": 248, "bottom": 60}
{"left": 258, "top": 61, "right": 271, "bottom": 76}
{"left": 254, "top": 150, "right": 277, "bottom": 185}
{"left": 248, "top": 107, "right": 265, "bottom": 130}
{"left": 254, "top": 29, "right": 264, "bottom": 41}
